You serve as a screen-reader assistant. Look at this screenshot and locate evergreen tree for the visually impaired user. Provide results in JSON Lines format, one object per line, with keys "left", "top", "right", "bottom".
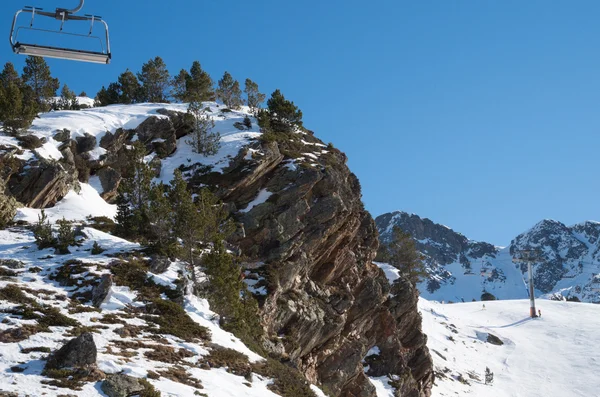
{"left": 33, "top": 210, "right": 54, "bottom": 249}
{"left": 118, "top": 69, "right": 142, "bottom": 104}
{"left": 171, "top": 69, "right": 191, "bottom": 102}
{"left": 137, "top": 56, "right": 171, "bottom": 103}
{"left": 187, "top": 61, "right": 215, "bottom": 102}
{"left": 244, "top": 78, "right": 265, "bottom": 111}
{"left": 58, "top": 84, "right": 78, "bottom": 110}
{"left": 114, "top": 142, "right": 154, "bottom": 238}
{"left": 201, "top": 239, "right": 262, "bottom": 341}
{"left": 0, "top": 63, "right": 36, "bottom": 134}
{"left": 55, "top": 217, "right": 75, "bottom": 254}
{"left": 388, "top": 226, "right": 427, "bottom": 286}
{"left": 186, "top": 101, "right": 220, "bottom": 155}
{"left": 216, "top": 72, "right": 243, "bottom": 109}
{"left": 195, "top": 187, "right": 234, "bottom": 242}
{"left": 22, "top": 56, "right": 59, "bottom": 111}
{"left": 148, "top": 182, "right": 175, "bottom": 255}
{"left": 202, "top": 240, "right": 244, "bottom": 322}
{"left": 79, "top": 91, "right": 87, "bottom": 97}
{"left": 267, "top": 89, "right": 303, "bottom": 129}
{"left": 168, "top": 170, "right": 203, "bottom": 268}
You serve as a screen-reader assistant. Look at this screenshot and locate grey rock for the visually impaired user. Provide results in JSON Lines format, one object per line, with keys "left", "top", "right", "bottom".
{"left": 97, "top": 167, "right": 121, "bottom": 202}
{"left": 149, "top": 255, "right": 170, "bottom": 274}
{"left": 76, "top": 133, "right": 97, "bottom": 154}
{"left": 45, "top": 332, "right": 97, "bottom": 370}
{"left": 17, "top": 134, "right": 45, "bottom": 150}
{"left": 99, "top": 128, "right": 131, "bottom": 153}
{"left": 101, "top": 374, "right": 145, "bottom": 397}
{"left": 53, "top": 129, "right": 71, "bottom": 142}
{"left": 486, "top": 333, "right": 504, "bottom": 346}
{"left": 91, "top": 274, "right": 113, "bottom": 308}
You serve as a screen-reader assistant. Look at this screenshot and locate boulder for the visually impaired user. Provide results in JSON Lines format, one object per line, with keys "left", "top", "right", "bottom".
{"left": 156, "top": 108, "right": 195, "bottom": 138}
{"left": 101, "top": 374, "right": 145, "bottom": 397}
{"left": 99, "top": 128, "right": 131, "bottom": 153}
{"left": 53, "top": 129, "right": 71, "bottom": 142}
{"left": 91, "top": 274, "right": 113, "bottom": 308}
{"left": 135, "top": 116, "right": 177, "bottom": 157}
{"left": 149, "top": 255, "right": 171, "bottom": 274}
{"left": 486, "top": 333, "right": 504, "bottom": 346}
{"left": 17, "top": 134, "right": 45, "bottom": 150}
{"left": 76, "top": 133, "right": 97, "bottom": 154}
{"left": 45, "top": 332, "right": 97, "bottom": 370}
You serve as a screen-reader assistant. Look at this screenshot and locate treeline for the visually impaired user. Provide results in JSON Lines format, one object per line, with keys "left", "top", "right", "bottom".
{"left": 0, "top": 57, "right": 88, "bottom": 134}
{"left": 94, "top": 56, "right": 265, "bottom": 111}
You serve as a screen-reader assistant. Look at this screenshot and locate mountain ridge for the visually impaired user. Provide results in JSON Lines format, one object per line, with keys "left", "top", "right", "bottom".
{"left": 376, "top": 210, "right": 600, "bottom": 303}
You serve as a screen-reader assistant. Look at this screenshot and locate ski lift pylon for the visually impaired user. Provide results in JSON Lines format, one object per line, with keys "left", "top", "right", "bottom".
{"left": 9, "top": 0, "right": 111, "bottom": 64}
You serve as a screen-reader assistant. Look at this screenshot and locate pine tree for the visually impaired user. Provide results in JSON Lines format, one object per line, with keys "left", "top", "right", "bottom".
{"left": 267, "top": 89, "right": 303, "bottom": 129}
{"left": 216, "top": 72, "right": 243, "bottom": 109}
{"left": 22, "top": 56, "right": 59, "bottom": 112}
{"left": 171, "top": 69, "right": 191, "bottom": 102}
{"left": 118, "top": 69, "right": 142, "bottom": 104}
{"left": 202, "top": 239, "right": 244, "bottom": 323}
{"left": 195, "top": 187, "right": 234, "bottom": 242}
{"left": 148, "top": 182, "right": 175, "bottom": 255}
{"left": 115, "top": 142, "right": 154, "bottom": 238}
{"left": 244, "top": 78, "right": 265, "bottom": 112}
{"left": 201, "top": 239, "right": 262, "bottom": 341}
{"left": 388, "top": 226, "right": 427, "bottom": 286}
{"left": 168, "top": 170, "right": 203, "bottom": 268}
{"left": 137, "top": 56, "right": 171, "bottom": 103}
{"left": 0, "top": 62, "right": 37, "bottom": 134}
{"left": 33, "top": 210, "right": 54, "bottom": 249}
{"left": 58, "top": 84, "right": 78, "bottom": 110}
{"left": 55, "top": 217, "right": 75, "bottom": 254}
{"left": 187, "top": 61, "right": 215, "bottom": 102}
{"left": 186, "top": 101, "right": 220, "bottom": 155}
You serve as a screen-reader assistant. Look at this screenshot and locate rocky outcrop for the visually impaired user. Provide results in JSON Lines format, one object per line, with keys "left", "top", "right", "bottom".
{"left": 8, "top": 158, "right": 77, "bottom": 208}
{"left": 197, "top": 133, "right": 434, "bottom": 396}
{"left": 45, "top": 332, "right": 97, "bottom": 370}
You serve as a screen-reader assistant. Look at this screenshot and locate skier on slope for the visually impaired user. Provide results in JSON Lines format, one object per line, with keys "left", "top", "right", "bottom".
{"left": 538, "top": 309, "right": 541, "bottom": 317}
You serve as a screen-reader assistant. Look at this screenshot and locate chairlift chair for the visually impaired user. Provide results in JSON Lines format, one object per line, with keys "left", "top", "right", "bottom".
{"left": 9, "top": 0, "right": 111, "bottom": 64}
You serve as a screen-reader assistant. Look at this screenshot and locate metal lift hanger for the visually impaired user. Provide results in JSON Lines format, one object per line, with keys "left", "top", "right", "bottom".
{"left": 9, "top": 0, "right": 111, "bottom": 64}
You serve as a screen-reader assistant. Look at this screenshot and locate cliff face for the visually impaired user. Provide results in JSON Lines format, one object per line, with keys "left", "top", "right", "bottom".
{"left": 199, "top": 134, "right": 433, "bottom": 396}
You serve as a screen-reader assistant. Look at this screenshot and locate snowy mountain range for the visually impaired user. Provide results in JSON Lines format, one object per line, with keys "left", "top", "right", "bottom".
{"left": 376, "top": 211, "right": 600, "bottom": 303}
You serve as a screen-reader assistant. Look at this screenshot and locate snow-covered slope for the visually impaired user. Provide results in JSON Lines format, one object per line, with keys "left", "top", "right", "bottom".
{"left": 419, "top": 298, "right": 600, "bottom": 397}
{"left": 376, "top": 211, "right": 600, "bottom": 303}
{"left": 0, "top": 225, "right": 328, "bottom": 396}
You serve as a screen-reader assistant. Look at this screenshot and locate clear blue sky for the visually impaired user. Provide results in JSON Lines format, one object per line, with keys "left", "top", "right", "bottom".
{"left": 1, "top": 0, "right": 599, "bottom": 245}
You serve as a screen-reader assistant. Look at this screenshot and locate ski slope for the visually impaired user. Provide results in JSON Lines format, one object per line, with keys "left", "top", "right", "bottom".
{"left": 419, "top": 298, "right": 600, "bottom": 397}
